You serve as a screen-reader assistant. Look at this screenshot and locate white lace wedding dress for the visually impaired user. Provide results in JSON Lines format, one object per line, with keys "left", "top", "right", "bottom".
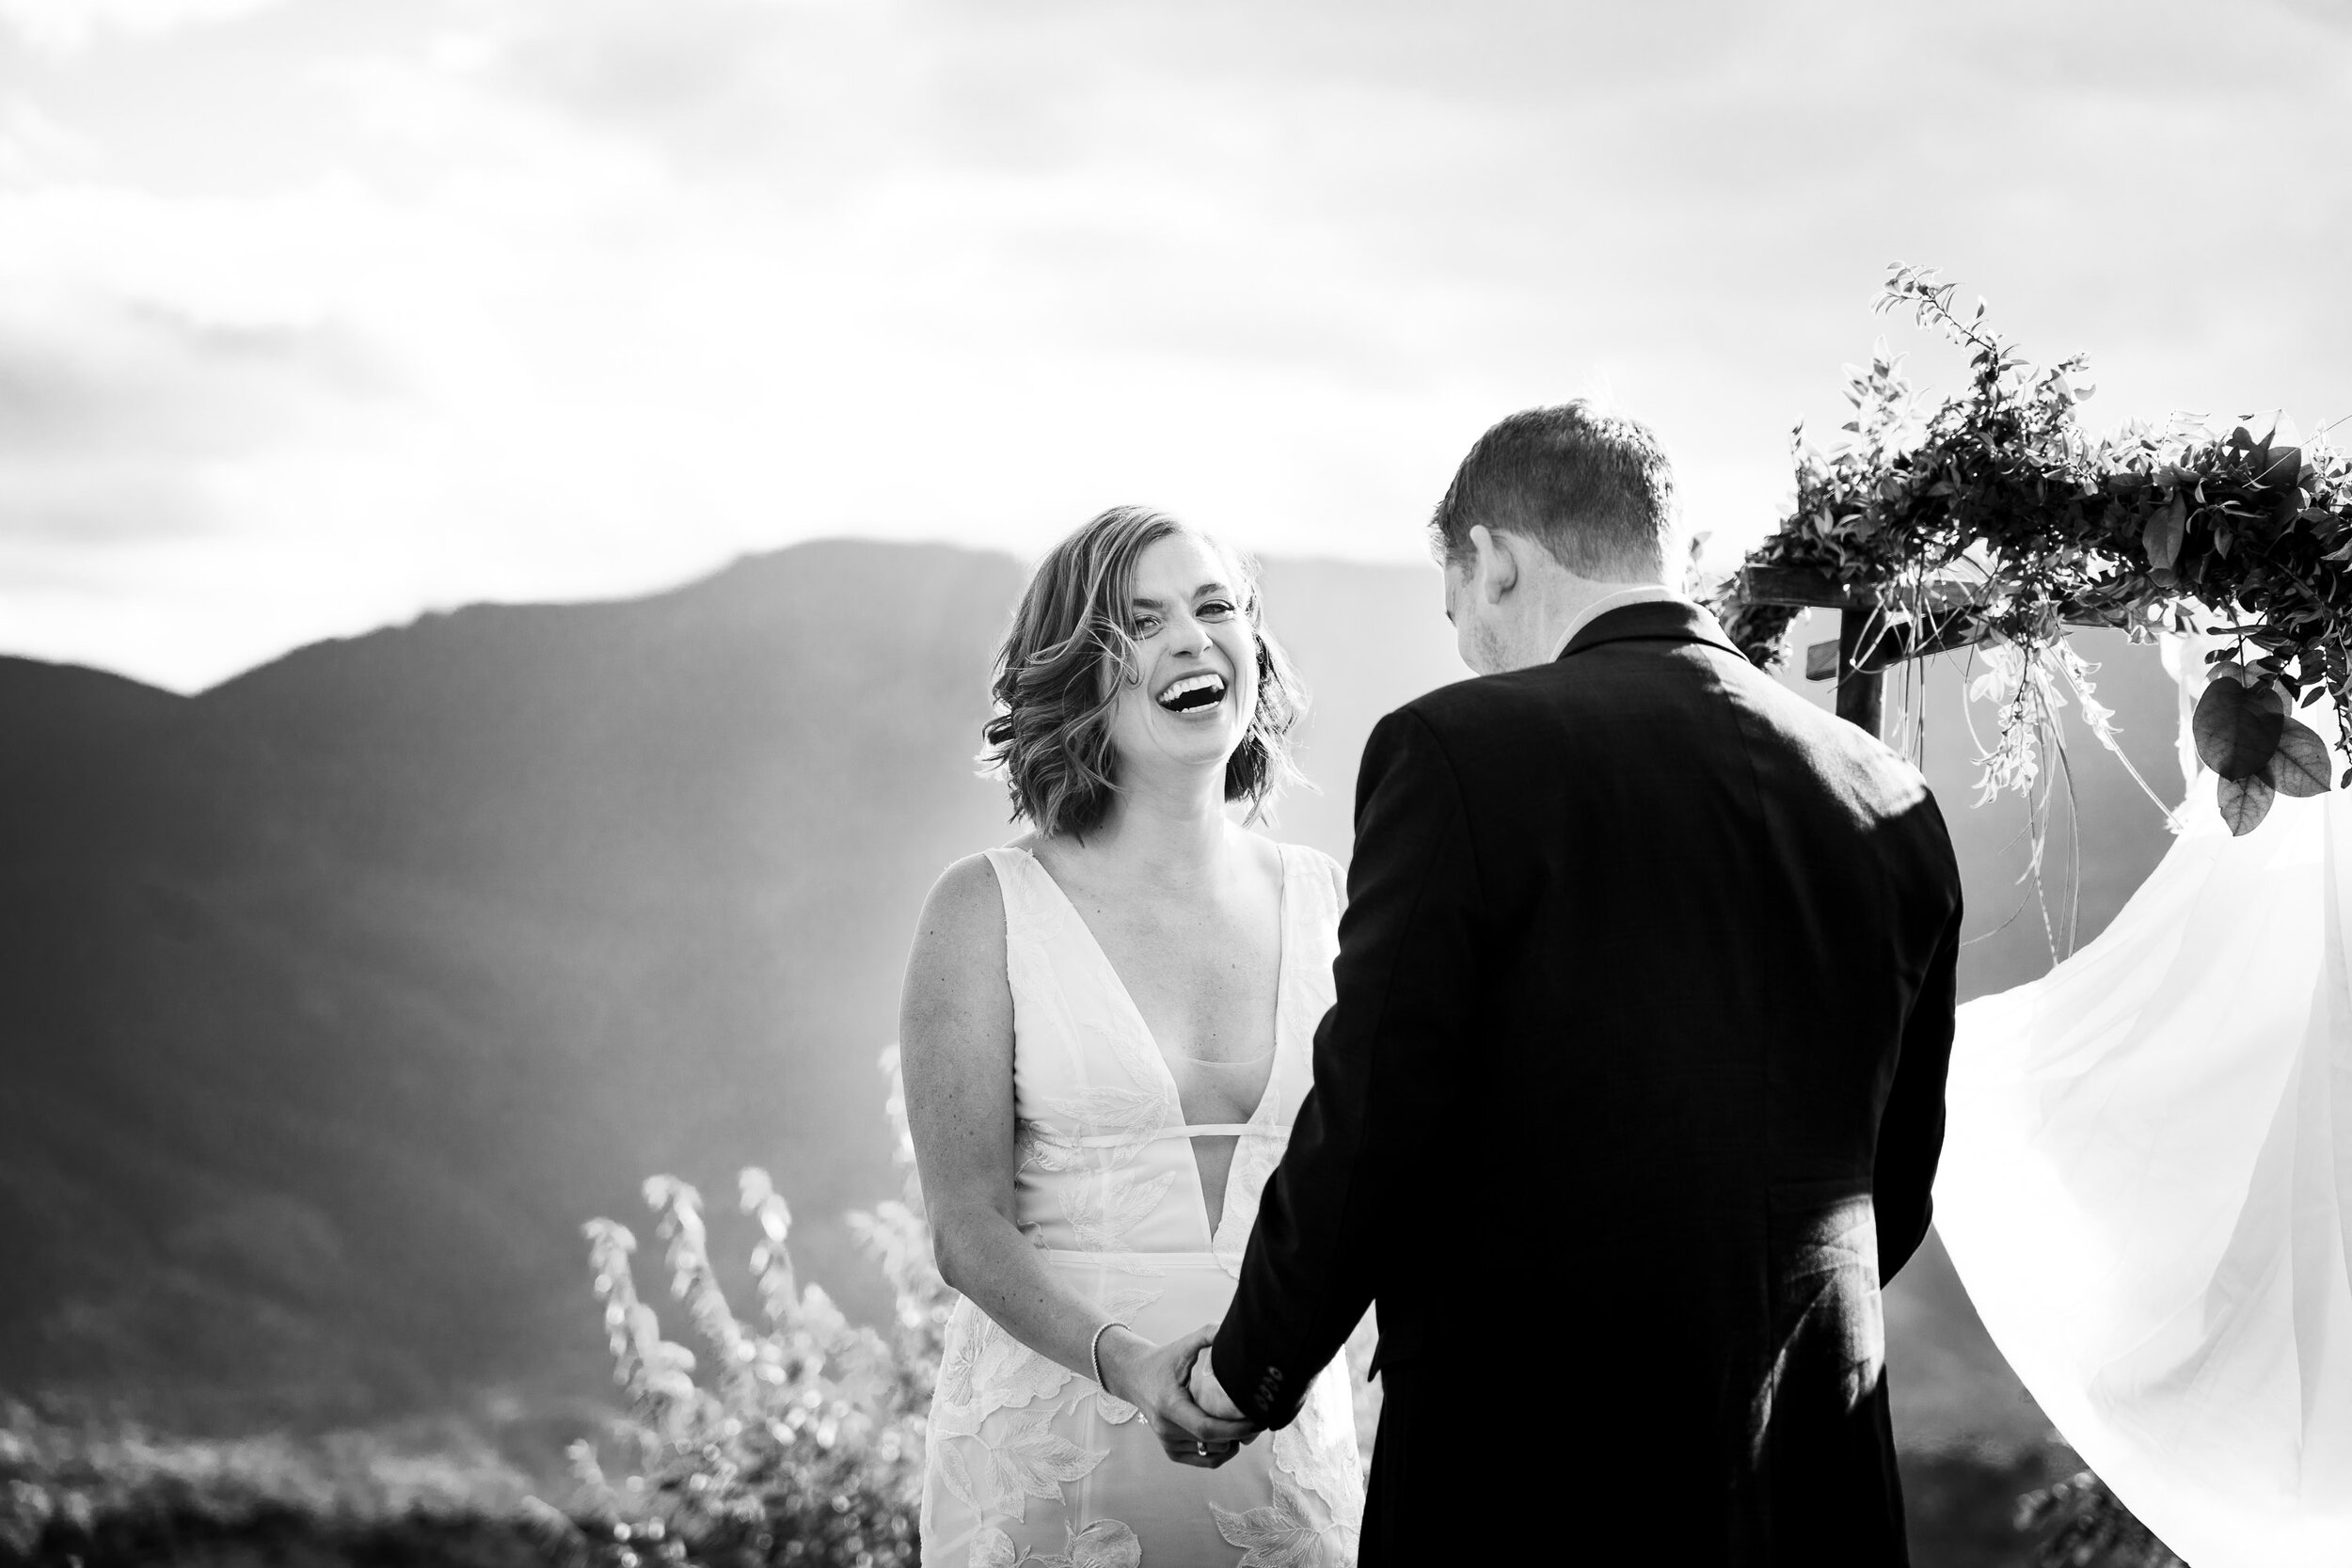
{"left": 1938, "top": 641, "right": 2352, "bottom": 1564}
{"left": 918, "top": 843, "right": 1365, "bottom": 1568}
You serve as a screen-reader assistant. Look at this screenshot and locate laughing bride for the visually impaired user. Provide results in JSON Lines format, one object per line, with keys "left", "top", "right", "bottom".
{"left": 898, "top": 506, "right": 1365, "bottom": 1567}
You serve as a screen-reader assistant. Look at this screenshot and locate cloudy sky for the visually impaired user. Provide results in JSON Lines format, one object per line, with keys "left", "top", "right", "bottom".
{"left": 3, "top": 0, "right": 2348, "bottom": 690}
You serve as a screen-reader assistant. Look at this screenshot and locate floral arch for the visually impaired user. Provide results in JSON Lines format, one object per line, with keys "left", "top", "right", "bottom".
{"left": 1719, "top": 264, "right": 2352, "bottom": 837}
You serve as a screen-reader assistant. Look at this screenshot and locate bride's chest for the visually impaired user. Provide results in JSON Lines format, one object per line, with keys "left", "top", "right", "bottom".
{"left": 1083, "top": 898, "right": 1283, "bottom": 1064}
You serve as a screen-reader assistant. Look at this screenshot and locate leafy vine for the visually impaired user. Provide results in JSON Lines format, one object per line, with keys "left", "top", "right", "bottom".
{"left": 1723, "top": 263, "right": 2352, "bottom": 834}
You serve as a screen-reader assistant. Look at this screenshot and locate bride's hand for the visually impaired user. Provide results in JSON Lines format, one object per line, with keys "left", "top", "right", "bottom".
{"left": 1099, "top": 1323, "right": 1260, "bottom": 1467}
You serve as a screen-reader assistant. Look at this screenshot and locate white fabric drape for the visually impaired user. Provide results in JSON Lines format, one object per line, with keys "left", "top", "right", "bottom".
{"left": 1937, "top": 644, "right": 2352, "bottom": 1564}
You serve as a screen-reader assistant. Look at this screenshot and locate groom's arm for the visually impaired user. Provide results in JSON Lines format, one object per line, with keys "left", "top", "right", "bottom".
{"left": 1874, "top": 857, "right": 1963, "bottom": 1282}
{"left": 1210, "top": 706, "right": 1487, "bottom": 1426}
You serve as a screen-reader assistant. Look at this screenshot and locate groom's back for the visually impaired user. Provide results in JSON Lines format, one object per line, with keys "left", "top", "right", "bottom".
{"left": 1394, "top": 602, "right": 1961, "bottom": 1561}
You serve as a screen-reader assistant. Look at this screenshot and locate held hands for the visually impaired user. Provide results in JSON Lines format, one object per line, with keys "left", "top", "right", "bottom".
{"left": 1186, "top": 1344, "right": 1247, "bottom": 1422}
{"left": 1098, "top": 1323, "right": 1261, "bottom": 1468}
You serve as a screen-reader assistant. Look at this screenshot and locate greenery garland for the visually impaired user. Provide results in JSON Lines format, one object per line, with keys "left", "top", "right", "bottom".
{"left": 1723, "top": 264, "right": 2352, "bottom": 835}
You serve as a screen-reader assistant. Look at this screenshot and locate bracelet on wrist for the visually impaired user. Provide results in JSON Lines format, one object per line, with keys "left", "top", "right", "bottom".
{"left": 1089, "top": 1320, "right": 1126, "bottom": 1392}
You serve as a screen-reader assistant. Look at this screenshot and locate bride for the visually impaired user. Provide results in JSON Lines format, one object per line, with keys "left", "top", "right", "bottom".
{"left": 898, "top": 507, "right": 1365, "bottom": 1567}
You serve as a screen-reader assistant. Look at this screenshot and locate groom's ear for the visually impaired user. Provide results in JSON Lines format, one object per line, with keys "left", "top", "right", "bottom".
{"left": 1469, "top": 524, "right": 1519, "bottom": 605}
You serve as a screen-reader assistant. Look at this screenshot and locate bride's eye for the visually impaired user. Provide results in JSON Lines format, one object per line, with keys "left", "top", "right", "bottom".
{"left": 1199, "top": 599, "right": 1234, "bottom": 619}
{"left": 1131, "top": 612, "right": 1162, "bottom": 636}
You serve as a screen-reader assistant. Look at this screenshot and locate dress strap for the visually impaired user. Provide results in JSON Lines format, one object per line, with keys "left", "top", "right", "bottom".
{"left": 982, "top": 847, "right": 1061, "bottom": 1029}
{"left": 980, "top": 846, "right": 1039, "bottom": 913}
{"left": 982, "top": 847, "right": 1061, "bottom": 961}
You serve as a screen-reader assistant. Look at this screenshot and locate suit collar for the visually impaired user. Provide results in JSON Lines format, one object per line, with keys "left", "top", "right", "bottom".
{"left": 1556, "top": 597, "right": 1746, "bottom": 663}
{"left": 1546, "top": 584, "right": 1684, "bottom": 660}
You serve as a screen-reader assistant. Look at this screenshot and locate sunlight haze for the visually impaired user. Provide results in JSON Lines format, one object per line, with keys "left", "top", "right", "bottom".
{"left": 2, "top": 0, "right": 2347, "bottom": 689}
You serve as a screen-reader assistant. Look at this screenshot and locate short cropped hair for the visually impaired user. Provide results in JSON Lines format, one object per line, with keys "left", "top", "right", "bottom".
{"left": 981, "top": 506, "right": 1305, "bottom": 838}
{"left": 1428, "top": 402, "right": 1679, "bottom": 580}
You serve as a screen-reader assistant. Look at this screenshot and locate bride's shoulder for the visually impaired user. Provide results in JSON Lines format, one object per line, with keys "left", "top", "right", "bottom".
{"left": 900, "top": 851, "right": 1022, "bottom": 1022}
{"left": 916, "top": 849, "right": 1016, "bottom": 940}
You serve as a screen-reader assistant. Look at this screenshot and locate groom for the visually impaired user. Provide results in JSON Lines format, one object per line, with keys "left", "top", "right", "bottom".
{"left": 1194, "top": 404, "right": 1963, "bottom": 1563}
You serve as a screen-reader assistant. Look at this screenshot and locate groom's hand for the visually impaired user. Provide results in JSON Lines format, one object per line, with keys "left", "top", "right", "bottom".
{"left": 1186, "top": 1345, "right": 1246, "bottom": 1421}
{"left": 1099, "top": 1323, "right": 1261, "bottom": 1468}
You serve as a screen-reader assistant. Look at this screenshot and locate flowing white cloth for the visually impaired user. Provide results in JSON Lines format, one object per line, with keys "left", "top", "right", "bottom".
{"left": 1938, "top": 647, "right": 2352, "bottom": 1564}
{"left": 918, "top": 843, "right": 1365, "bottom": 1568}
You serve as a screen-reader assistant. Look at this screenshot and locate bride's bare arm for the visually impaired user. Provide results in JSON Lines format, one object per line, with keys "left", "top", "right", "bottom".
{"left": 898, "top": 854, "right": 1256, "bottom": 1462}
{"left": 898, "top": 856, "right": 1082, "bottom": 1359}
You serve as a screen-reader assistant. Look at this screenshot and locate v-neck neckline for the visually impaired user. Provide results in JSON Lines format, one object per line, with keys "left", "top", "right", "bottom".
{"left": 1019, "top": 842, "right": 1292, "bottom": 1117}
{"left": 1017, "top": 841, "right": 1290, "bottom": 1243}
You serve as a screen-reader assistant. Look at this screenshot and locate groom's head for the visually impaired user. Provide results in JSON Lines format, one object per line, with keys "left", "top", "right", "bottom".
{"left": 1430, "top": 403, "right": 1681, "bottom": 674}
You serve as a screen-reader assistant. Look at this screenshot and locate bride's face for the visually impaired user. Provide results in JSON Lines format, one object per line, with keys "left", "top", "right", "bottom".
{"left": 1103, "top": 531, "right": 1262, "bottom": 784}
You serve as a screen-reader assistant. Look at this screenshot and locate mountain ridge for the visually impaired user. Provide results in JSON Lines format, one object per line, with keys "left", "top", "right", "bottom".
{"left": 0, "top": 537, "right": 2182, "bottom": 1457}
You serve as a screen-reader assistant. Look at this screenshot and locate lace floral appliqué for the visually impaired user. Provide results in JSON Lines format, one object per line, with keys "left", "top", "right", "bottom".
{"left": 971, "top": 1519, "right": 1142, "bottom": 1568}
{"left": 936, "top": 1406, "right": 1107, "bottom": 1523}
{"left": 1212, "top": 1492, "right": 1358, "bottom": 1568}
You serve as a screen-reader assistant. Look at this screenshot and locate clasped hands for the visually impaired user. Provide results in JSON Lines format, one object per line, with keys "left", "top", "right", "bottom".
{"left": 1095, "top": 1323, "right": 1261, "bottom": 1468}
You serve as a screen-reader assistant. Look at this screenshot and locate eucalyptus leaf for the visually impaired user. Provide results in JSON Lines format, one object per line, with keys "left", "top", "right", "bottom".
{"left": 2218, "top": 772, "right": 2276, "bottom": 836}
{"left": 2267, "top": 717, "right": 2332, "bottom": 797}
{"left": 2193, "top": 677, "right": 2286, "bottom": 780}
{"left": 2142, "top": 498, "right": 2185, "bottom": 570}
{"left": 2258, "top": 446, "right": 2303, "bottom": 488}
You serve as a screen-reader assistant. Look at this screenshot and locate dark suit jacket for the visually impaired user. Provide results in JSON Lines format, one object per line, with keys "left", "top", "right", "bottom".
{"left": 1210, "top": 600, "right": 1962, "bottom": 1566}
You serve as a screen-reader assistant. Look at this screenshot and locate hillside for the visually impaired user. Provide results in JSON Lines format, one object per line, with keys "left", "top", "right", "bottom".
{"left": 0, "top": 539, "right": 2184, "bottom": 1457}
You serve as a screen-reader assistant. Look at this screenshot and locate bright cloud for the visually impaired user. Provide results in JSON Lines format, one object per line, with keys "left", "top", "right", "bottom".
{"left": 0, "top": 0, "right": 2347, "bottom": 689}
{"left": 0, "top": 0, "right": 291, "bottom": 55}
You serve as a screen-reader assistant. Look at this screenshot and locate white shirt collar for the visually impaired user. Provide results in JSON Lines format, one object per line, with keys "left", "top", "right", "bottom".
{"left": 1549, "top": 584, "right": 1690, "bottom": 661}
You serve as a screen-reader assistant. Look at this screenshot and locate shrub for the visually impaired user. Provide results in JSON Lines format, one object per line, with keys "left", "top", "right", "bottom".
{"left": 575, "top": 1047, "right": 953, "bottom": 1568}
{"left": 0, "top": 1402, "right": 580, "bottom": 1566}
{"left": 2018, "top": 1467, "right": 2185, "bottom": 1568}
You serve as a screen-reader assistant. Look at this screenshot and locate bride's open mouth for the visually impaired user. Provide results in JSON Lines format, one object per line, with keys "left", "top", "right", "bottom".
{"left": 1154, "top": 672, "right": 1228, "bottom": 715}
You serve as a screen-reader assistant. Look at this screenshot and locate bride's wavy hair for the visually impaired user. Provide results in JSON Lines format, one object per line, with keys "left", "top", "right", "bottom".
{"left": 981, "top": 506, "right": 1307, "bottom": 838}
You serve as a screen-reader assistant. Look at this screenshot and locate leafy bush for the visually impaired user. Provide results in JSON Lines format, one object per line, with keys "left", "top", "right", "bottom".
{"left": 573, "top": 1048, "right": 953, "bottom": 1568}
{"left": 0, "top": 1054, "right": 956, "bottom": 1568}
{"left": 2017, "top": 1467, "right": 2185, "bottom": 1568}
{"left": 0, "top": 1402, "right": 581, "bottom": 1566}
